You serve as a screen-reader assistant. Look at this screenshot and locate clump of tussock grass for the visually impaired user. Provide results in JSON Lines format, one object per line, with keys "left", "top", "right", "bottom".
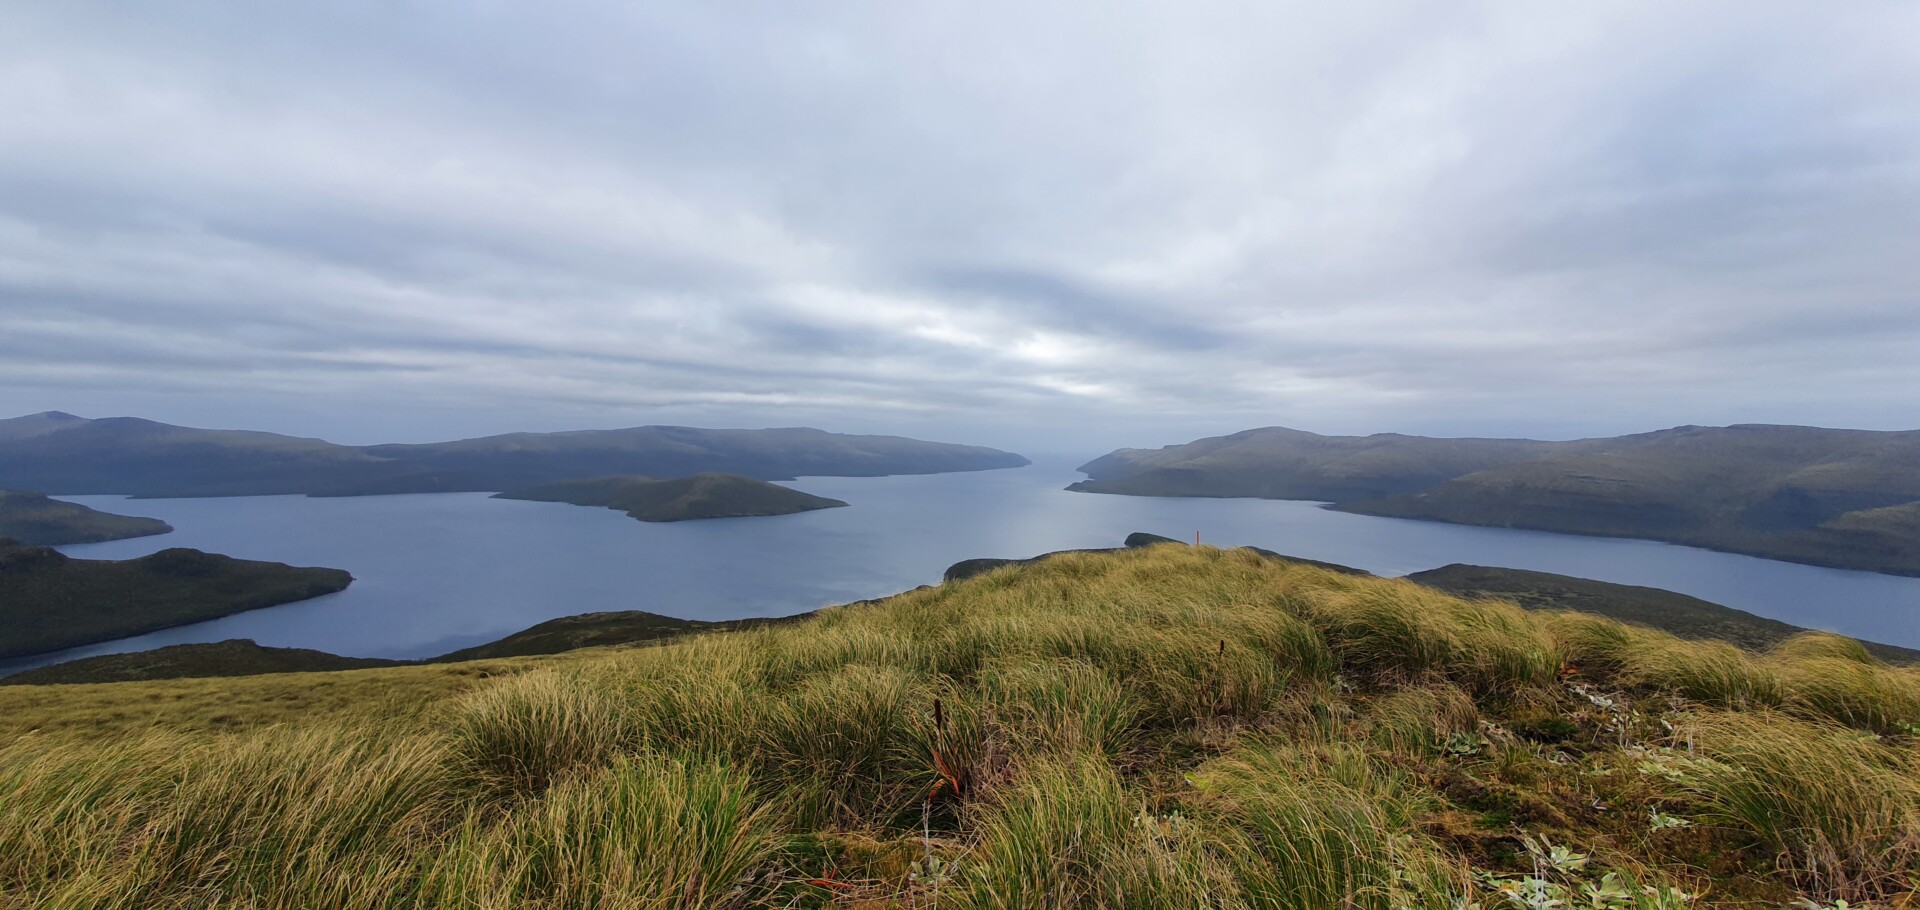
{"left": 1552, "top": 616, "right": 1791, "bottom": 710}
{"left": 1620, "top": 639, "right": 1783, "bottom": 709}
{"left": 1551, "top": 613, "right": 1917, "bottom": 732}
{"left": 1367, "top": 683, "right": 1481, "bottom": 755}
{"left": 1771, "top": 657, "right": 1920, "bottom": 735}
{"left": 448, "top": 668, "right": 639, "bottom": 797}
{"left": 1306, "top": 582, "right": 1561, "bottom": 693}
{"left": 1120, "top": 630, "right": 1298, "bottom": 729}
{"left": 1544, "top": 610, "right": 1642, "bottom": 674}
{"left": 1678, "top": 711, "right": 1920, "bottom": 901}
{"left": 1193, "top": 740, "right": 1463, "bottom": 910}
{"left": 755, "top": 619, "right": 916, "bottom": 689}
{"left": 757, "top": 662, "right": 924, "bottom": 826}
{"left": 978, "top": 658, "right": 1140, "bottom": 758}
{"left": 955, "top": 755, "right": 1230, "bottom": 910}
{"left": 428, "top": 754, "right": 781, "bottom": 910}
{"left": 1769, "top": 631, "right": 1878, "bottom": 664}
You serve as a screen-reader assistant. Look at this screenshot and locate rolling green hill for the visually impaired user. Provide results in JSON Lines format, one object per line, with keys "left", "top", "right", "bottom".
{"left": 0, "top": 411, "right": 1028, "bottom": 498}
{"left": 0, "top": 542, "right": 352, "bottom": 658}
{"left": 1073, "top": 423, "right": 1920, "bottom": 575}
{"left": 0, "top": 490, "right": 172, "bottom": 546}
{"left": 492, "top": 473, "right": 848, "bottom": 522}
{"left": 4, "top": 545, "right": 1919, "bottom": 906}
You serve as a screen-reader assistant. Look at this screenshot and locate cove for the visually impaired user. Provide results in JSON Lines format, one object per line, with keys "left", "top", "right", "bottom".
{"left": 7, "top": 458, "right": 1918, "bottom": 675}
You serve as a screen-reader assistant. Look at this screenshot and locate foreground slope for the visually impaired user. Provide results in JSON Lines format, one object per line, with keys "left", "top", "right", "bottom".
{"left": 6, "top": 546, "right": 1920, "bottom": 907}
{"left": 1074, "top": 423, "right": 1920, "bottom": 574}
{"left": 0, "top": 411, "right": 1029, "bottom": 497}
{"left": 0, "top": 491, "right": 171, "bottom": 546}
{"left": 493, "top": 473, "right": 847, "bottom": 521}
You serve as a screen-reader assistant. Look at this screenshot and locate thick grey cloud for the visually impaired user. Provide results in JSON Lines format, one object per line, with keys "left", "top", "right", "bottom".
{"left": 2, "top": 2, "right": 1916, "bottom": 451}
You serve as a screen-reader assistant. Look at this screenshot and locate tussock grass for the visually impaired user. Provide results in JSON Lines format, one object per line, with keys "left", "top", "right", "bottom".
{"left": 1307, "top": 582, "right": 1561, "bottom": 692}
{"left": 450, "top": 668, "right": 639, "bottom": 797}
{"left": 427, "top": 754, "right": 780, "bottom": 910}
{"left": 1367, "top": 683, "right": 1480, "bottom": 755}
{"left": 979, "top": 658, "right": 1140, "bottom": 758}
{"left": 1679, "top": 711, "right": 1920, "bottom": 901}
{"left": 953, "top": 756, "right": 1138, "bottom": 908}
{"left": 0, "top": 726, "right": 452, "bottom": 909}
{"left": 1199, "top": 740, "right": 1462, "bottom": 910}
{"left": 5, "top": 544, "right": 1920, "bottom": 907}
{"left": 1623, "top": 637, "right": 1785, "bottom": 708}
{"left": 1772, "top": 657, "right": 1920, "bottom": 735}
{"left": 1770, "top": 630, "right": 1879, "bottom": 664}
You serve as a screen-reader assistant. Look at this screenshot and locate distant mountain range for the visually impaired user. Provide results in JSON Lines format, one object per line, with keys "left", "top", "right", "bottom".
{"left": 1071, "top": 424, "right": 1920, "bottom": 576}
{"left": 0, "top": 412, "right": 1028, "bottom": 497}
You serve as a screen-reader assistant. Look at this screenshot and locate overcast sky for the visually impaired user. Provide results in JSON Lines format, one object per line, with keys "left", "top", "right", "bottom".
{"left": 3, "top": 3, "right": 1917, "bottom": 454}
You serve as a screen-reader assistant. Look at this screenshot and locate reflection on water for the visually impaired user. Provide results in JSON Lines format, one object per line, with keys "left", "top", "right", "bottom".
{"left": 8, "top": 458, "right": 1918, "bottom": 674}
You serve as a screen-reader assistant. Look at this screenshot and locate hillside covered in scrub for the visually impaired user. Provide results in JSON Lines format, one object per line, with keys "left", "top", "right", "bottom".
{"left": 1071, "top": 423, "right": 1920, "bottom": 575}
{"left": 493, "top": 473, "right": 848, "bottom": 522}
{"left": 6, "top": 545, "right": 1920, "bottom": 907}
{"left": 0, "top": 490, "right": 172, "bottom": 546}
{"left": 0, "top": 542, "right": 352, "bottom": 658}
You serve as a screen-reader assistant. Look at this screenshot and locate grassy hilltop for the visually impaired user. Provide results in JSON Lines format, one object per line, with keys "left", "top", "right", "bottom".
{"left": 6, "top": 545, "right": 1920, "bottom": 907}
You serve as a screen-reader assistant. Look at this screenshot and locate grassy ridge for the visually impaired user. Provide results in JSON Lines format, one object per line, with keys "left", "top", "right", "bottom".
{"left": 5, "top": 545, "right": 1920, "bottom": 906}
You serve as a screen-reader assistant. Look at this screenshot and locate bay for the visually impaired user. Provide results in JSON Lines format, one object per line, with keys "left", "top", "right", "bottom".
{"left": 7, "top": 458, "right": 1918, "bottom": 675}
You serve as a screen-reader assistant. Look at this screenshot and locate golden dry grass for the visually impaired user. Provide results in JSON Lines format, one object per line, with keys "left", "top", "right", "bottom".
{"left": 3, "top": 544, "right": 1917, "bottom": 907}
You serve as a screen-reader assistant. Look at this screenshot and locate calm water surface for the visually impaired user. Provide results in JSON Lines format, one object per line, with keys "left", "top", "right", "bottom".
{"left": 9, "top": 458, "right": 1920, "bottom": 674}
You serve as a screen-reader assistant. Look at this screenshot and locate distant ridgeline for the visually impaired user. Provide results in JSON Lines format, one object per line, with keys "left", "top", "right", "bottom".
{"left": 0, "top": 411, "right": 1028, "bottom": 498}
{"left": 1070, "top": 424, "right": 1920, "bottom": 576}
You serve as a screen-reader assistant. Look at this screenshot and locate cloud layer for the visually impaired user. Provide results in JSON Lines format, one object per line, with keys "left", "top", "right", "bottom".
{"left": 3, "top": 2, "right": 1917, "bottom": 450}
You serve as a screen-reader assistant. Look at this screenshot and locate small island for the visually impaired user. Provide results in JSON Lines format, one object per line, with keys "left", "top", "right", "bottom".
{"left": 0, "top": 490, "right": 172, "bottom": 546}
{"left": 492, "top": 473, "right": 848, "bottom": 522}
{"left": 0, "top": 541, "right": 353, "bottom": 659}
